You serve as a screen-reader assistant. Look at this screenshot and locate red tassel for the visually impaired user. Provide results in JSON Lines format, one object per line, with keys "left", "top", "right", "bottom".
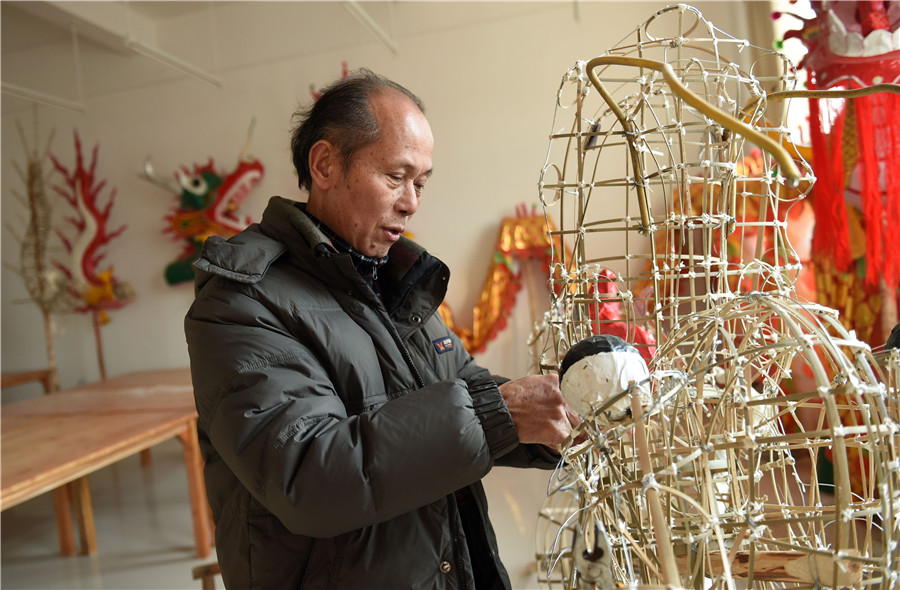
{"left": 810, "top": 95, "right": 852, "bottom": 272}
{"left": 855, "top": 94, "right": 884, "bottom": 288}
{"left": 809, "top": 97, "right": 832, "bottom": 261}
{"left": 884, "top": 93, "right": 900, "bottom": 291}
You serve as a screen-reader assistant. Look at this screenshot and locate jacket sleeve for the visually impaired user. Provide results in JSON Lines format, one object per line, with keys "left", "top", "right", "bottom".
{"left": 443, "top": 329, "right": 561, "bottom": 470}
{"left": 186, "top": 278, "right": 512, "bottom": 539}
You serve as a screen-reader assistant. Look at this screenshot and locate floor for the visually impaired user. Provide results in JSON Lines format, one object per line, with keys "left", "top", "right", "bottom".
{"left": 1, "top": 439, "right": 220, "bottom": 590}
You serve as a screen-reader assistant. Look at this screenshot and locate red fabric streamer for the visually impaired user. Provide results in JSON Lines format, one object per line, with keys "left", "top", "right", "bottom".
{"left": 886, "top": 93, "right": 900, "bottom": 289}
{"left": 855, "top": 94, "right": 883, "bottom": 286}
{"left": 809, "top": 94, "right": 852, "bottom": 272}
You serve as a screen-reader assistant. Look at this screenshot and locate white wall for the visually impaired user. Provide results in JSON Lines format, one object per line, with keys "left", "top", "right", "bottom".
{"left": 1, "top": 2, "right": 757, "bottom": 587}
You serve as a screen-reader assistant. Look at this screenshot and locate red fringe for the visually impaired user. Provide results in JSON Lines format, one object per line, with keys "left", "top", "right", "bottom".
{"left": 853, "top": 92, "right": 900, "bottom": 291}
{"left": 810, "top": 96, "right": 852, "bottom": 272}
{"left": 855, "top": 94, "right": 883, "bottom": 288}
{"left": 886, "top": 93, "right": 900, "bottom": 291}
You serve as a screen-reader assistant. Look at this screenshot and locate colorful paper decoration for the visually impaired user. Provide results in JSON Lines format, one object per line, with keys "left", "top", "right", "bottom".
{"left": 439, "top": 205, "right": 567, "bottom": 354}
{"left": 48, "top": 131, "right": 135, "bottom": 379}
{"left": 162, "top": 157, "right": 263, "bottom": 285}
{"left": 48, "top": 131, "right": 135, "bottom": 322}
{"left": 142, "top": 147, "right": 264, "bottom": 286}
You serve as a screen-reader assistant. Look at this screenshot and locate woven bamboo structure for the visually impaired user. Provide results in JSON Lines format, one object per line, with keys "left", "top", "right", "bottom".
{"left": 534, "top": 5, "right": 900, "bottom": 589}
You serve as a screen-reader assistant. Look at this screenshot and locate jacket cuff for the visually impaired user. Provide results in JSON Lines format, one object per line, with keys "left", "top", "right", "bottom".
{"left": 467, "top": 379, "right": 519, "bottom": 459}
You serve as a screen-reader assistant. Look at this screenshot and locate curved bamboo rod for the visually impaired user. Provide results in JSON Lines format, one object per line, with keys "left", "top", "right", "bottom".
{"left": 748, "top": 83, "right": 900, "bottom": 164}
{"left": 584, "top": 56, "right": 804, "bottom": 235}
{"left": 584, "top": 60, "right": 654, "bottom": 233}
{"left": 761, "top": 83, "right": 900, "bottom": 106}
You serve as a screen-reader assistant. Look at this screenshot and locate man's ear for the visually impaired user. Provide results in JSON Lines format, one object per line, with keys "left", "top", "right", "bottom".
{"left": 308, "top": 139, "right": 338, "bottom": 190}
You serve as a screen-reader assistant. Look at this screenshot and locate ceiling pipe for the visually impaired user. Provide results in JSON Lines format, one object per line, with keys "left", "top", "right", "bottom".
{"left": 125, "top": 37, "right": 223, "bottom": 88}
{"left": 1, "top": 82, "right": 87, "bottom": 114}
{"left": 342, "top": 1, "right": 398, "bottom": 55}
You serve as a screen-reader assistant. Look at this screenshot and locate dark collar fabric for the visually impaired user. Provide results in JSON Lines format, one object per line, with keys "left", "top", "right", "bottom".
{"left": 301, "top": 207, "right": 388, "bottom": 295}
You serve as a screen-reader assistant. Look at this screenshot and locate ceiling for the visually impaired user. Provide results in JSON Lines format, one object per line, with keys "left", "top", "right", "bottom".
{"left": 2, "top": 1, "right": 211, "bottom": 53}
{"left": 1, "top": 1, "right": 574, "bottom": 115}
{"left": 0, "top": 0, "right": 403, "bottom": 114}
{"left": 127, "top": 1, "right": 211, "bottom": 19}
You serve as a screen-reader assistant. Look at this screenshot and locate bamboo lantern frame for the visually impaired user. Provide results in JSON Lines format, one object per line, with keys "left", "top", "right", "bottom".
{"left": 534, "top": 5, "right": 900, "bottom": 589}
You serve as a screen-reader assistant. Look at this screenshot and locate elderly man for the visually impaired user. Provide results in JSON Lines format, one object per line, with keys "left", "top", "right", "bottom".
{"left": 185, "top": 69, "right": 577, "bottom": 589}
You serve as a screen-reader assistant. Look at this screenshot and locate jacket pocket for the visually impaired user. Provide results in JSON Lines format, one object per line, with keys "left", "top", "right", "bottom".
{"left": 297, "top": 537, "right": 333, "bottom": 589}
{"left": 247, "top": 502, "right": 315, "bottom": 589}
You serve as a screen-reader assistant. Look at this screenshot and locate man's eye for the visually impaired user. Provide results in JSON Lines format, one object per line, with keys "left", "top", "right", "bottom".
{"left": 415, "top": 184, "right": 426, "bottom": 194}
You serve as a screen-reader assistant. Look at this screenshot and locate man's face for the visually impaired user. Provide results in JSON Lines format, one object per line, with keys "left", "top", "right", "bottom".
{"left": 314, "top": 91, "right": 434, "bottom": 258}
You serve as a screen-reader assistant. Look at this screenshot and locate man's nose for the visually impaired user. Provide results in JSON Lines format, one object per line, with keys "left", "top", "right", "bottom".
{"left": 396, "top": 183, "right": 419, "bottom": 216}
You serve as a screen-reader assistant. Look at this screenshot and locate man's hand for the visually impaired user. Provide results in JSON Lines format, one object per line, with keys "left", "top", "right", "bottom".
{"left": 499, "top": 374, "right": 581, "bottom": 447}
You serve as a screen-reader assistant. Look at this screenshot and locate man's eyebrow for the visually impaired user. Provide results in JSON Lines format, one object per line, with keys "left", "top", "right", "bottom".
{"left": 396, "top": 161, "right": 433, "bottom": 177}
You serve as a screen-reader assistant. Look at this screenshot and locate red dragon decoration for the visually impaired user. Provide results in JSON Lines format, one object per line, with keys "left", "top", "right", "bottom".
{"left": 143, "top": 151, "right": 264, "bottom": 285}
{"left": 167, "top": 157, "right": 262, "bottom": 285}
{"left": 48, "top": 131, "right": 135, "bottom": 321}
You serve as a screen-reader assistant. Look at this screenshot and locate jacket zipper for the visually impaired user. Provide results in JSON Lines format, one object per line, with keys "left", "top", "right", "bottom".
{"left": 373, "top": 305, "right": 425, "bottom": 390}
{"left": 447, "top": 492, "right": 468, "bottom": 590}
{"left": 370, "top": 293, "right": 467, "bottom": 589}
{"left": 370, "top": 269, "right": 435, "bottom": 390}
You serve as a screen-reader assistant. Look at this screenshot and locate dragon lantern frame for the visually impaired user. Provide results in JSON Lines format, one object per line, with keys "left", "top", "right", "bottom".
{"left": 533, "top": 5, "right": 900, "bottom": 589}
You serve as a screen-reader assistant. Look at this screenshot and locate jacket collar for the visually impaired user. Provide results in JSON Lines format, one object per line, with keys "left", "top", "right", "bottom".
{"left": 258, "top": 196, "right": 450, "bottom": 320}
{"left": 299, "top": 208, "right": 387, "bottom": 295}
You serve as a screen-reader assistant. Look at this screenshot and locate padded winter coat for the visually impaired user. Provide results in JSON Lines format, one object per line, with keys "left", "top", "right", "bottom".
{"left": 185, "top": 196, "right": 558, "bottom": 589}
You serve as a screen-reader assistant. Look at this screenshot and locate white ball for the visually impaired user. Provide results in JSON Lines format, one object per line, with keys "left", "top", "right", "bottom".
{"left": 560, "top": 350, "right": 649, "bottom": 418}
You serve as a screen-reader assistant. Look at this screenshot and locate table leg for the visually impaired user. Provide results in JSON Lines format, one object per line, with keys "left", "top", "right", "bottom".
{"left": 178, "top": 419, "right": 211, "bottom": 558}
{"left": 192, "top": 562, "right": 221, "bottom": 590}
{"left": 52, "top": 485, "right": 76, "bottom": 556}
{"left": 71, "top": 477, "right": 97, "bottom": 555}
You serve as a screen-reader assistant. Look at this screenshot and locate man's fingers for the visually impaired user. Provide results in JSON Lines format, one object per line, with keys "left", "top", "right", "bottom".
{"left": 499, "top": 374, "right": 585, "bottom": 446}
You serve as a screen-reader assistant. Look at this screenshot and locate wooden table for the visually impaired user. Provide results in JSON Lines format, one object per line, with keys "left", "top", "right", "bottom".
{"left": 0, "top": 368, "right": 211, "bottom": 558}
{"left": 1, "top": 368, "right": 56, "bottom": 393}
